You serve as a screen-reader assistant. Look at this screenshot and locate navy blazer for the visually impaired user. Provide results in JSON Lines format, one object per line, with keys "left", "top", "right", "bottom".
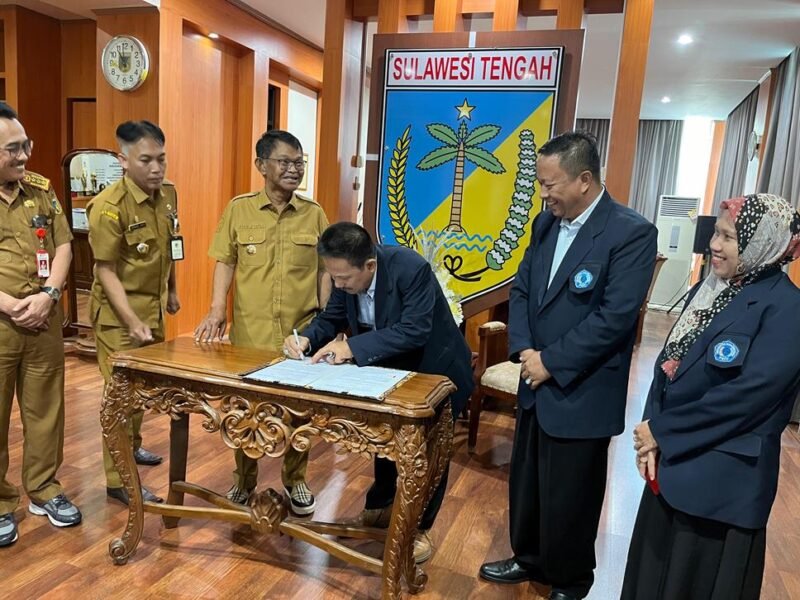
{"left": 646, "top": 271, "right": 800, "bottom": 529}
{"left": 508, "top": 191, "right": 658, "bottom": 438}
{"left": 301, "top": 245, "right": 474, "bottom": 413}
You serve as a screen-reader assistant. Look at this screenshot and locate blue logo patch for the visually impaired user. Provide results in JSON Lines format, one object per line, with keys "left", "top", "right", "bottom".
{"left": 574, "top": 269, "right": 593, "bottom": 289}
{"left": 713, "top": 340, "right": 739, "bottom": 363}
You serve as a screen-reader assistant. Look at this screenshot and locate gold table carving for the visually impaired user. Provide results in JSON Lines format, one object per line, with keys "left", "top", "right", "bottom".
{"left": 100, "top": 338, "right": 455, "bottom": 599}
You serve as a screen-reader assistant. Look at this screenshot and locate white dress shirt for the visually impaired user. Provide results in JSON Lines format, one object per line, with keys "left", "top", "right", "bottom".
{"left": 357, "top": 269, "right": 377, "bottom": 329}
{"left": 548, "top": 188, "right": 605, "bottom": 287}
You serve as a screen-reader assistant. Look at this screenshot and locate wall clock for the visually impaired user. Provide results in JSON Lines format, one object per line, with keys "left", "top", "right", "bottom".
{"left": 101, "top": 35, "right": 150, "bottom": 91}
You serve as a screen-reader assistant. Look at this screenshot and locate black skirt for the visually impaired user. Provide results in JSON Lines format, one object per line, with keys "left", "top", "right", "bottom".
{"left": 620, "top": 487, "right": 765, "bottom": 600}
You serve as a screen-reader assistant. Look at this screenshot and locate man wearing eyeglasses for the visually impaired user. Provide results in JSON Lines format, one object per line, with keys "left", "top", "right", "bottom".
{"left": 195, "top": 130, "right": 330, "bottom": 515}
{"left": 0, "top": 102, "right": 82, "bottom": 548}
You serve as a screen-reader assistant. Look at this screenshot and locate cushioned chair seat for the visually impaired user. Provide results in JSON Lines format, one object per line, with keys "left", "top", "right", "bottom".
{"left": 480, "top": 361, "right": 521, "bottom": 396}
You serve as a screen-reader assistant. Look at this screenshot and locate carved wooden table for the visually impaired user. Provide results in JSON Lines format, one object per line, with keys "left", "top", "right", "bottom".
{"left": 100, "top": 338, "right": 455, "bottom": 599}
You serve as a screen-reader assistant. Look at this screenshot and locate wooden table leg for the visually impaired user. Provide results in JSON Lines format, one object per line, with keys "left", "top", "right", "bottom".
{"left": 164, "top": 413, "right": 190, "bottom": 528}
{"left": 100, "top": 370, "right": 144, "bottom": 565}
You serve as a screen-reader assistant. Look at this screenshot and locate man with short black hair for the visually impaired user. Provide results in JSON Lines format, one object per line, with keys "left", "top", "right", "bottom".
{"left": 88, "top": 120, "right": 181, "bottom": 505}
{"left": 0, "top": 102, "right": 82, "bottom": 547}
{"left": 480, "top": 131, "right": 658, "bottom": 599}
{"left": 195, "top": 129, "right": 330, "bottom": 515}
{"left": 285, "top": 221, "right": 474, "bottom": 563}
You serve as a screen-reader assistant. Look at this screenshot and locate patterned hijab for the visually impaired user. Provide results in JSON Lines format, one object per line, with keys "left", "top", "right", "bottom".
{"left": 661, "top": 193, "right": 800, "bottom": 379}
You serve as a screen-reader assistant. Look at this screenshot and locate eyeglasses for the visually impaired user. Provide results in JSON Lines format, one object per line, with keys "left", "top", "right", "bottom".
{"left": 2, "top": 139, "right": 33, "bottom": 158}
{"left": 261, "top": 157, "right": 306, "bottom": 172}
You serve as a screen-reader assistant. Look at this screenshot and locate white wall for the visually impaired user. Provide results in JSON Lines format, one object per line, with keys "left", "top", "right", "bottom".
{"left": 287, "top": 80, "right": 318, "bottom": 199}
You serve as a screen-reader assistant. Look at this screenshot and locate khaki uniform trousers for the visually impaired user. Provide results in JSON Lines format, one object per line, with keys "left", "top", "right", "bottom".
{"left": 0, "top": 312, "right": 65, "bottom": 514}
{"left": 96, "top": 323, "right": 164, "bottom": 489}
{"left": 234, "top": 425, "right": 308, "bottom": 491}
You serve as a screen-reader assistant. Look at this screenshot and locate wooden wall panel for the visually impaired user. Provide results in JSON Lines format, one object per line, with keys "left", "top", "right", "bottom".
{"left": 318, "top": 0, "right": 364, "bottom": 222}
{"left": 161, "top": 0, "right": 322, "bottom": 87}
{"left": 14, "top": 7, "right": 61, "bottom": 185}
{"left": 604, "top": 0, "right": 654, "bottom": 204}
{"left": 433, "top": 0, "right": 464, "bottom": 31}
{"left": 70, "top": 100, "right": 97, "bottom": 149}
{"left": 61, "top": 20, "right": 96, "bottom": 99}
{"left": 556, "top": 0, "right": 584, "bottom": 28}
{"left": 95, "top": 8, "right": 160, "bottom": 151}
{"left": 493, "top": 0, "right": 521, "bottom": 31}
{"left": 168, "top": 31, "right": 241, "bottom": 337}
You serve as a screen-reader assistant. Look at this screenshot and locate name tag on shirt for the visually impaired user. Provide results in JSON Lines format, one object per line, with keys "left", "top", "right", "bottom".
{"left": 170, "top": 236, "right": 185, "bottom": 261}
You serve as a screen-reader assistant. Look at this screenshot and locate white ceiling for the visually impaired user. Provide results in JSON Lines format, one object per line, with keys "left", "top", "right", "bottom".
{"left": 244, "top": 0, "right": 800, "bottom": 120}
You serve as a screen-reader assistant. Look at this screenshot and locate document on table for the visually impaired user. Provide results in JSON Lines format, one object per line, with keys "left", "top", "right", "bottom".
{"left": 242, "top": 358, "right": 413, "bottom": 401}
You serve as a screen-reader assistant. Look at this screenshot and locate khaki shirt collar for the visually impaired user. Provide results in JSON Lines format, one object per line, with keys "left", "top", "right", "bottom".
{"left": 259, "top": 188, "right": 298, "bottom": 211}
{"left": 0, "top": 180, "right": 23, "bottom": 204}
{"left": 125, "top": 175, "right": 164, "bottom": 205}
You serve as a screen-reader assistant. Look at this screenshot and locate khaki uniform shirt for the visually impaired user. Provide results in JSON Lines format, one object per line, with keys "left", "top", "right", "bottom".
{"left": 87, "top": 176, "right": 177, "bottom": 329}
{"left": 209, "top": 190, "right": 328, "bottom": 350}
{"left": 0, "top": 172, "right": 72, "bottom": 298}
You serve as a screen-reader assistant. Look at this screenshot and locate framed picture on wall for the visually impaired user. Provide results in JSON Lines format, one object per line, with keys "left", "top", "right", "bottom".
{"left": 298, "top": 153, "right": 309, "bottom": 191}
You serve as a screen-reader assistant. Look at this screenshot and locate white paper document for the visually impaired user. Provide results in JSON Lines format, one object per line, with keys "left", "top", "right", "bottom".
{"left": 242, "top": 358, "right": 413, "bottom": 401}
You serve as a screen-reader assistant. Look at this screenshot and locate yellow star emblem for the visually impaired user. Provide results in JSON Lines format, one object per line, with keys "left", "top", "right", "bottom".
{"left": 455, "top": 99, "right": 475, "bottom": 120}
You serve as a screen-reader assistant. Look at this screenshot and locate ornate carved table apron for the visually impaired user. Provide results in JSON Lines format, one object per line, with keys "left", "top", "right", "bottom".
{"left": 100, "top": 338, "right": 455, "bottom": 599}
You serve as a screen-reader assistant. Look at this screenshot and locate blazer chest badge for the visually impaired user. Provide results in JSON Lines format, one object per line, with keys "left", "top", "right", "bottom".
{"left": 574, "top": 269, "right": 593, "bottom": 289}
{"left": 713, "top": 340, "right": 740, "bottom": 364}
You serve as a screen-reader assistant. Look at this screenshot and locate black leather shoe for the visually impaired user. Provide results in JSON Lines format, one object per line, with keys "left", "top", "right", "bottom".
{"left": 106, "top": 486, "right": 164, "bottom": 505}
{"left": 134, "top": 448, "right": 163, "bottom": 465}
{"left": 550, "top": 591, "right": 579, "bottom": 600}
{"left": 479, "top": 558, "right": 532, "bottom": 584}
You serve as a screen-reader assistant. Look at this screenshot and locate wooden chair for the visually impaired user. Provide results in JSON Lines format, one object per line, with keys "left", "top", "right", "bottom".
{"left": 635, "top": 254, "right": 667, "bottom": 345}
{"left": 467, "top": 321, "right": 519, "bottom": 452}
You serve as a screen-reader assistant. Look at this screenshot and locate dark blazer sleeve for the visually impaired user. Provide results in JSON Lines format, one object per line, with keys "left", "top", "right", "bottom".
{"left": 347, "top": 259, "right": 436, "bottom": 365}
{"left": 508, "top": 212, "right": 542, "bottom": 362}
{"left": 650, "top": 299, "right": 800, "bottom": 462}
{"left": 541, "top": 219, "right": 657, "bottom": 388}
{"left": 300, "top": 287, "right": 349, "bottom": 351}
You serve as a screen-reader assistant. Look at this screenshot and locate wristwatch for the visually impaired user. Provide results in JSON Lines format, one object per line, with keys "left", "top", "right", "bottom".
{"left": 40, "top": 286, "right": 62, "bottom": 302}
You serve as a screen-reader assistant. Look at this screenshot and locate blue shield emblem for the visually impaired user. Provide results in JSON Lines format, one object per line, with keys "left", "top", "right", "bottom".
{"left": 713, "top": 340, "right": 739, "bottom": 364}
{"left": 574, "top": 269, "right": 593, "bottom": 289}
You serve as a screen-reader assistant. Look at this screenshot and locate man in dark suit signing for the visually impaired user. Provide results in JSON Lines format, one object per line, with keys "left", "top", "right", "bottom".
{"left": 479, "top": 132, "right": 658, "bottom": 600}
{"left": 285, "top": 221, "right": 473, "bottom": 563}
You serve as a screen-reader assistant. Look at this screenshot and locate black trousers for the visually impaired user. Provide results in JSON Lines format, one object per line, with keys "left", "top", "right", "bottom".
{"left": 510, "top": 407, "right": 610, "bottom": 599}
{"left": 364, "top": 459, "right": 449, "bottom": 531}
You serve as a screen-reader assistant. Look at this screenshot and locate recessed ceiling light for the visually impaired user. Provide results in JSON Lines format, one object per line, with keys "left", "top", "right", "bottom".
{"left": 677, "top": 34, "right": 693, "bottom": 45}
{"left": 208, "top": 32, "right": 220, "bottom": 39}
{"left": 661, "top": 96, "right": 671, "bottom": 103}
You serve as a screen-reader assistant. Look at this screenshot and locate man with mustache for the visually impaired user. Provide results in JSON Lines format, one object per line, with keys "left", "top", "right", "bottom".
{"left": 87, "top": 120, "right": 181, "bottom": 505}
{"left": 0, "top": 102, "right": 82, "bottom": 547}
{"left": 195, "top": 130, "right": 330, "bottom": 515}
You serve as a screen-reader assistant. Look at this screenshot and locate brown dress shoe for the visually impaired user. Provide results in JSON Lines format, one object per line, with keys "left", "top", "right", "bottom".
{"left": 414, "top": 530, "right": 433, "bottom": 563}
{"left": 345, "top": 505, "right": 393, "bottom": 528}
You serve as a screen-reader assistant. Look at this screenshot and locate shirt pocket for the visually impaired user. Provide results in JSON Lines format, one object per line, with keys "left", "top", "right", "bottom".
{"left": 569, "top": 261, "right": 602, "bottom": 294}
{"left": 123, "top": 224, "right": 157, "bottom": 255}
{"left": 290, "top": 233, "right": 318, "bottom": 268}
{"left": 705, "top": 332, "right": 751, "bottom": 369}
{"left": 236, "top": 226, "right": 268, "bottom": 266}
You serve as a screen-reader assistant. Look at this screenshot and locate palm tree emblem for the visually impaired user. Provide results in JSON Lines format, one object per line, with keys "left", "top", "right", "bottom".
{"left": 416, "top": 99, "right": 505, "bottom": 233}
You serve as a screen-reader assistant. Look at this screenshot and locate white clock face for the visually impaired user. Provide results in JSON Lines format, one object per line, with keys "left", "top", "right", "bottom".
{"left": 101, "top": 35, "right": 149, "bottom": 91}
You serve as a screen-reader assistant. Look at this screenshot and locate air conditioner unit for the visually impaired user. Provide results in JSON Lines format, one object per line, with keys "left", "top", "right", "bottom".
{"left": 649, "top": 195, "right": 700, "bottom": 310}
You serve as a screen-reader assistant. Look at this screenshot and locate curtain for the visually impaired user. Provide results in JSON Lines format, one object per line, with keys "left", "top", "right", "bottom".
{"left": 758, "top": 48, "right": 800, "bottom": 209}
{"left": 712, "top": 87, "right": 760, "bottom": 209}
{"left": 576, "top": 118, "right": 610, "bottom": 167}
{"left": 629, "top": 120, "right": 684, "bottom": 222}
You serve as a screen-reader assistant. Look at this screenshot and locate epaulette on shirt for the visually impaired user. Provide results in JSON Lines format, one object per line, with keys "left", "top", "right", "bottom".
{"left": 162, "top": 178, "right": 176, "bottom": 187}
{"left": 231, "top": 191, "right": 259, "bottom": 203}
{"left": 22, "top": 171, "right": 50, "bottom": 191}
{"left": 294, "top": 193, "right": 316, "bottom": 204}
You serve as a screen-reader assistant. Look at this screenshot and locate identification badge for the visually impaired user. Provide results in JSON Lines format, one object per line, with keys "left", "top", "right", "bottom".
{"left": 170, "top": 236, "right": 185, "bottom": 261}
{"left": 36, "top": 249, "right": 50, "bottom": 277}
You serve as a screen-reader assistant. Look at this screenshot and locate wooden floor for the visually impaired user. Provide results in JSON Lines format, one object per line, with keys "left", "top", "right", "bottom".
{"left": 2, "top": 311, "right": 800, "bottom": 599}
